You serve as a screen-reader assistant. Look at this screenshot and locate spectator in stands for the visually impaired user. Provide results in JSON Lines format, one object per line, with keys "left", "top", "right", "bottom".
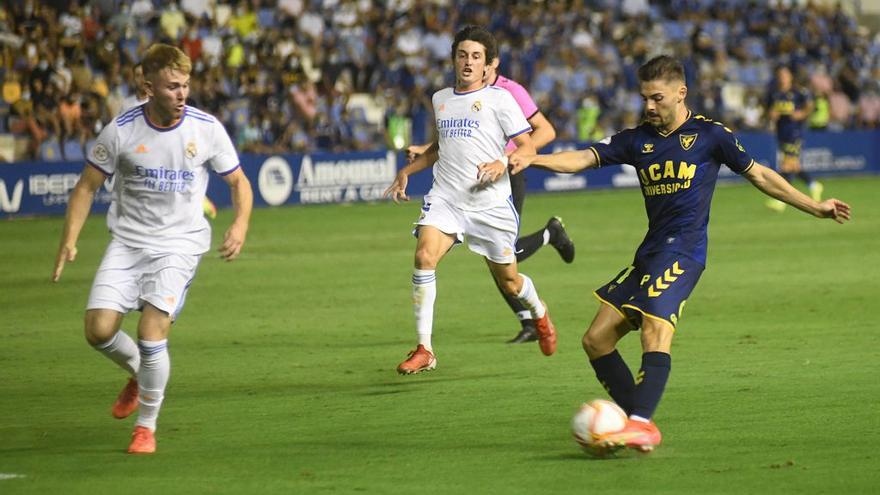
{"left": 57, "top": 91, "right": 84, "bottom": 159}
{"left": 0, "top": 0, "right": 878, "bottom": 162}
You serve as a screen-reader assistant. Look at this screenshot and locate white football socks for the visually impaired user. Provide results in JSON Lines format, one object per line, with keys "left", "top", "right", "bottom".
{"left": 412, "top": 269, "right": 436, "bottom": 351}
{"left": 93, "top": 330, "right": 140, "bottom": 377}
{"left": 136, "top": 339, "right": 170, "bottom": 432}
{"left": 517, "top": 273, "right": 546, "bottom": 319}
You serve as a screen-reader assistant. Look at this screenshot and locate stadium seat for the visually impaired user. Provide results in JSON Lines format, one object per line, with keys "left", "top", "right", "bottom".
{"left": 39, "top": 140, "right": 62, "bottom": 162}
{"left": 62, "top": 140, "right": 85, "bottom": 162}
{"left": 257, "top": 8, "right": 276, "bottom": 28}
{"left": 663, "top": 21, "right": 691, "bottom": 42}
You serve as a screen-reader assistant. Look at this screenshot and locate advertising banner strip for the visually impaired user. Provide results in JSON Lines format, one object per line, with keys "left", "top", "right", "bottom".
{"left": 1, "top": 131, "right": 877, "bottom": 218}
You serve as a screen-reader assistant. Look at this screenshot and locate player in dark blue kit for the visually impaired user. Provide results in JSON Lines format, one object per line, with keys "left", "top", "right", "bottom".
{"left": 510, "top": 56, "right": 850, "bottom": 453}
{"left": 765, "top": 65, "right": 823, "bottom": 211}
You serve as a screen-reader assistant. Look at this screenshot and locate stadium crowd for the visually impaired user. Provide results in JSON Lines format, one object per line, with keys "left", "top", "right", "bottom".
{"left": 1, "top": 0, "right": 878, "bottom": 162}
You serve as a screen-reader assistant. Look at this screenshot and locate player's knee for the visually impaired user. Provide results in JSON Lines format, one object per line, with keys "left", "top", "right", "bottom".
{"left": 84, "top": 312, "right": 117, "bottom": 346}
{"left": 501, "top": 280, "right": 520, "bottom": 297}
{"left": 492, "top": 274, "right": 519, "bottom": 296}
{"left": 582, "top": 332, "right": 613, "bottom": 359}
{"left": 414, "top": 247, "right": 440, "bottom": 269}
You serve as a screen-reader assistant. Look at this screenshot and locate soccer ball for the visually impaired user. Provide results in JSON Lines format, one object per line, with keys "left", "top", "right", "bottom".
{"left": 571, "top": 399, "right": 627, "bottom": 451}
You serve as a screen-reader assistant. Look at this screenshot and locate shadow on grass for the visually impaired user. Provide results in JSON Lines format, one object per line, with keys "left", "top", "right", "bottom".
{"left": 534, "top": 449, "right": 651, "bottom": 462}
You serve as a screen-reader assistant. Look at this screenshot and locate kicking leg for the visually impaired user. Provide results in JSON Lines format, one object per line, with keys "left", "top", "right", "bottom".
{"left": 598, "top": 316, "right": 672, "bottom": 452}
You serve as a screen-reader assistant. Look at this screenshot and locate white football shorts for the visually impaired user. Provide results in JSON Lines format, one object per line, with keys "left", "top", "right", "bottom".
{"left": 414, "top": 194, "right": 519, "bottom": 264}
{"left": 86, "top": 239, "right": 201, "bottom": 320}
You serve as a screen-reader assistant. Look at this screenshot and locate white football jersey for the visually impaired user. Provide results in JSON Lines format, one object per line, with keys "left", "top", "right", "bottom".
{"left": 87, "top": 104, "right": 239, "bottom": 254}
{"left": 430, "top": 85, "right": 531, "bottom": 210}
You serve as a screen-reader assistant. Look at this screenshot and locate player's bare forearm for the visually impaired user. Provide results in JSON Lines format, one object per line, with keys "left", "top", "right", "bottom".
{"left": 385, "top": 143, "right": 438, "bottom": 203}
{"left": 511, "top": 149, "right": 597, "bottom": 175}
{"left": 221, "top": 169, "right": 253, "bottom": 261}
{"left": 406, "top": 142, "right": 433, "bottom": 163}
{"left": 403, "top": 142, "right": 439, "bottom": 176}
{"left": 744, "top": 163, "right": 851, "bottom": 223}
{"left": 53, "top": 167, "right": 104, "bottom": 281}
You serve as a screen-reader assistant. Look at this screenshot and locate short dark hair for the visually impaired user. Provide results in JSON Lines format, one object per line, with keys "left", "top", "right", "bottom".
{"left": 451, "top": 25, "right": 498, "bottom": 63}
{"left": 638, "top": 55, "right": 685, "bottom": 84}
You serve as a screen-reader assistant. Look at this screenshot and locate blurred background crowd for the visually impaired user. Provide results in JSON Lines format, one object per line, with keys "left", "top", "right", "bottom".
{"left": 1, "top": 0, "right": 878, "bottom": 162}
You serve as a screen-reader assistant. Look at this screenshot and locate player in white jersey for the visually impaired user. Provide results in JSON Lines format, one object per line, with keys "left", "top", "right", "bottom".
{"left": 407, "top": 46, "right": 575, "bottom": 345}
{"left": 52, "top": 44, "right": 253, "bottom": 454}
{"left": 120, "top": 62, "right": 218, "bottom": 219}
{"left": 384, "top": 26, "right": 557, "bottom": 374}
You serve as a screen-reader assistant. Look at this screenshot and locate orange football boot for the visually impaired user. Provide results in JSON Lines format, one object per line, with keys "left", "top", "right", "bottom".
{"left": 598, "top": 419, "right": 662, "bottom": 452}
{"left": 534, "top": 302, "right": 557, "bottom": 356}
{"left": 127, "top": 426, "right": 156, "bottom": 454}
{"left": 112, "top": 378, "right": 139, "bottom": 419}
{"left": 397, "top": 345, "right": 437, "bottom": 374}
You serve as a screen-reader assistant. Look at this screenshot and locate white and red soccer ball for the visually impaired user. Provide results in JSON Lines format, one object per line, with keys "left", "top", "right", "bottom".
{"left": 571, "top": 399, "right": 627, "bottom": 451}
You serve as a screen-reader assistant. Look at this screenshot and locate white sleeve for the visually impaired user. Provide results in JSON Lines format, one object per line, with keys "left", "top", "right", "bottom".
{"left": 496, "top": 90, "right": 532, "bottom": 140}
{"left": 209, "top": 119, "right": 240, "bottom": 175}
{"left": 87, "top": 122, "right": 119, "bottom": 176}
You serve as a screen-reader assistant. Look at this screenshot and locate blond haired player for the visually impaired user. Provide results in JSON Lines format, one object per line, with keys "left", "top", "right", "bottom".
{"left": 53, "top": 44, "right": 253, "bottom": 454}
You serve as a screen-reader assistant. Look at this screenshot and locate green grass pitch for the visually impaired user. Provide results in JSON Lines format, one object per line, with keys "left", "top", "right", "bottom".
{"left": 1, "top": 176, "right": 878, "bottom": 494}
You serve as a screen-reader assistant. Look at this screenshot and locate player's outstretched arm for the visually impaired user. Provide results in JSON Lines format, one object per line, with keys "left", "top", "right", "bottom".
{"left": 219, "top": 167, "right": 253, "bottom": 261}
{"left": 478, "top": 132, "right": 536, "bottom": 183}
{"left": 406, "top": 142, "right": 433, "bottom": 164}
{"left": 743, "top": 163, "right": 851, "bottom": 223}
{"left": 53, "top": 165, "right": 107, "bottom": 282}
{"left": 509, "top": 148, "right": 598, "bottom": 175}
{"left": 384, "top": 142, "right": 439, "bottom": 203}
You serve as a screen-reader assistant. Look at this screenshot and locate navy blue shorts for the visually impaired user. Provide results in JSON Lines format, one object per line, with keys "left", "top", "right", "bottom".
{"left": 594, "top": 251, "right": 704, "bottom": 330}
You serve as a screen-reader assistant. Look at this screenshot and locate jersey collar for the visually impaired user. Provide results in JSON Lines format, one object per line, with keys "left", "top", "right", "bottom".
{"left": 144, "top": 106, "right": 187, "bottom": 132}
{"left": 654, "top": 110, "right": 693, "bottom": 138}
{"left": 453, "top": 84, "right": 488, "bottom": 96}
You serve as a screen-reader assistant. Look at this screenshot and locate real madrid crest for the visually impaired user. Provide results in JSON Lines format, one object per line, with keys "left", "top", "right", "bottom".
{"left": 471, "top": 100, "right": 482, "bottom": 112}
{"left": 92, "top": 143, "right": 110, "bottom": 163}
{"left": 185, "top": 142, "right": 198, "bottom": 159}
{"left": 679, "top": 133, "right": 698, "bottom": 151}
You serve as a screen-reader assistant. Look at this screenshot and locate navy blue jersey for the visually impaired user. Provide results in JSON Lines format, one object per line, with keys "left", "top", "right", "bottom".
{"left": 589, "top": 112, "right": 755, "bottom": 265}
{"left": 766, "top": 88, "right": 812, "bottom": 143}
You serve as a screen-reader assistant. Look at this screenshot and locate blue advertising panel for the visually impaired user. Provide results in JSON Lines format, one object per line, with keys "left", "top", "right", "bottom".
{"left": 1, "top": 130, "right": 877, "bottom": 218}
